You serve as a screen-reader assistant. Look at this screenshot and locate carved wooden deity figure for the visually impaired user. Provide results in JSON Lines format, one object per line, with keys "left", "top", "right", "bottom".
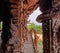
{"left": 0, "top": 0, "right": 39, "bottom": 53}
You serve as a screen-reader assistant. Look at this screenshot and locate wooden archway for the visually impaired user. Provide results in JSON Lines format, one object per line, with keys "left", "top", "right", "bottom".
{"left": 0, "top": 0, "right": 39, "bottom": 53}
{"left": 1, "top": 0, "right": 60, "bottom": 53}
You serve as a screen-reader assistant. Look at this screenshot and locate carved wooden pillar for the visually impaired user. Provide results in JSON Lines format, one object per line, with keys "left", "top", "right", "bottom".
{"left": 1, "top": 0, "right": 12, "bottom": 53}
{"left": 42, "top": 20, "right": 50, "bottom": 53}
{"left": 52, "top": 12, "right": 60, "bottom": 53}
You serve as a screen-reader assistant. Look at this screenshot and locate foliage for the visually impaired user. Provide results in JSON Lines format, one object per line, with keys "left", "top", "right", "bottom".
{"left": 27, "top": 23, "right": 42, "bottom": 34}
{"left": 38, "top": 40, "right": 43, "bottom": 53}
{"left": 38, "top": 40, "right": 43, "bottom": 46}
{"left": 0, "top": 22, "right": 2, "bottom": 30}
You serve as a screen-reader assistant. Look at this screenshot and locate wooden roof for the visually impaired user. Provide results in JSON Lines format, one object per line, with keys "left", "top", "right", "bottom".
{"left": 0, "top": 0, "right": 60, "bottom": 21}
{"left": 10, "top": 0, "right": 39, "bottom": 17}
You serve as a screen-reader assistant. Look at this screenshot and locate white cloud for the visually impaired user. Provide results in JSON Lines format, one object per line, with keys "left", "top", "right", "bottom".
{"left": 28, "top": 7, "right": 42, "bottom": 25}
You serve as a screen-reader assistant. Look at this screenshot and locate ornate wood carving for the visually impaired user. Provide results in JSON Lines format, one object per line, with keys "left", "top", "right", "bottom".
{"left": 5, "top": 0, "right": 39, "bottom": 53}
{"left": 36, "top": 0, "right": 60, "bottom": 53}
{"left": 52, "top": 12, "right": 60, "bottom": 53}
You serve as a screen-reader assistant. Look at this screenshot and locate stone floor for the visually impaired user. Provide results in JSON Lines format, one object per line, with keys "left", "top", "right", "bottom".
{"left": 0, "top": 32, "right": 40, "bottom": 53}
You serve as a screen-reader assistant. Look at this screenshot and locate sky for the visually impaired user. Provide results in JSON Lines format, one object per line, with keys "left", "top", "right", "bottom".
{"left": 28, "top": 7, "right": 42, "bottom": 26}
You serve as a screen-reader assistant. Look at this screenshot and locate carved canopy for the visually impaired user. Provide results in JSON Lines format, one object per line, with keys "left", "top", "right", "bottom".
{"left": 10, "top": 0, "right": 39, "bottom": 17}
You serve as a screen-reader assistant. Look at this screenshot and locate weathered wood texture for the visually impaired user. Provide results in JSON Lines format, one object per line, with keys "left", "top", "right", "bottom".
{"left": 36, "top": 0, "right": 60, "bottom": 53}
{"left": 5, "top": 0, "right": 39, "bottom": 53}
{"left": 52, "top": 12, "right": 60, "bottom": 53}
{"left": 42, "top": 20, "right": 50, "bottom": 53}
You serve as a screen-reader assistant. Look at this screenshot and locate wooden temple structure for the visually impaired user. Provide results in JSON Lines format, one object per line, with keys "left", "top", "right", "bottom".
{"left": 0, "top": 0, "right": 39, "bottom": 53}
{"left": 0, "top": 0, "right": 60, "bottom": 53}
{"left": 36, "top": 0, "right": 60, "bottom": 53}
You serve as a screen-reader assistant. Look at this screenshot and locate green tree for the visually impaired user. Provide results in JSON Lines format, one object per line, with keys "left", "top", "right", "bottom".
{"left": 27, "top": 23, "right": 42, "bottom": 34}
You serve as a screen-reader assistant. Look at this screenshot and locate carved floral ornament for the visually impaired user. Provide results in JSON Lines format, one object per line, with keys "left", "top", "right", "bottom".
{"left": 10, "top": 0, "right": 39, "bottom": 17}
